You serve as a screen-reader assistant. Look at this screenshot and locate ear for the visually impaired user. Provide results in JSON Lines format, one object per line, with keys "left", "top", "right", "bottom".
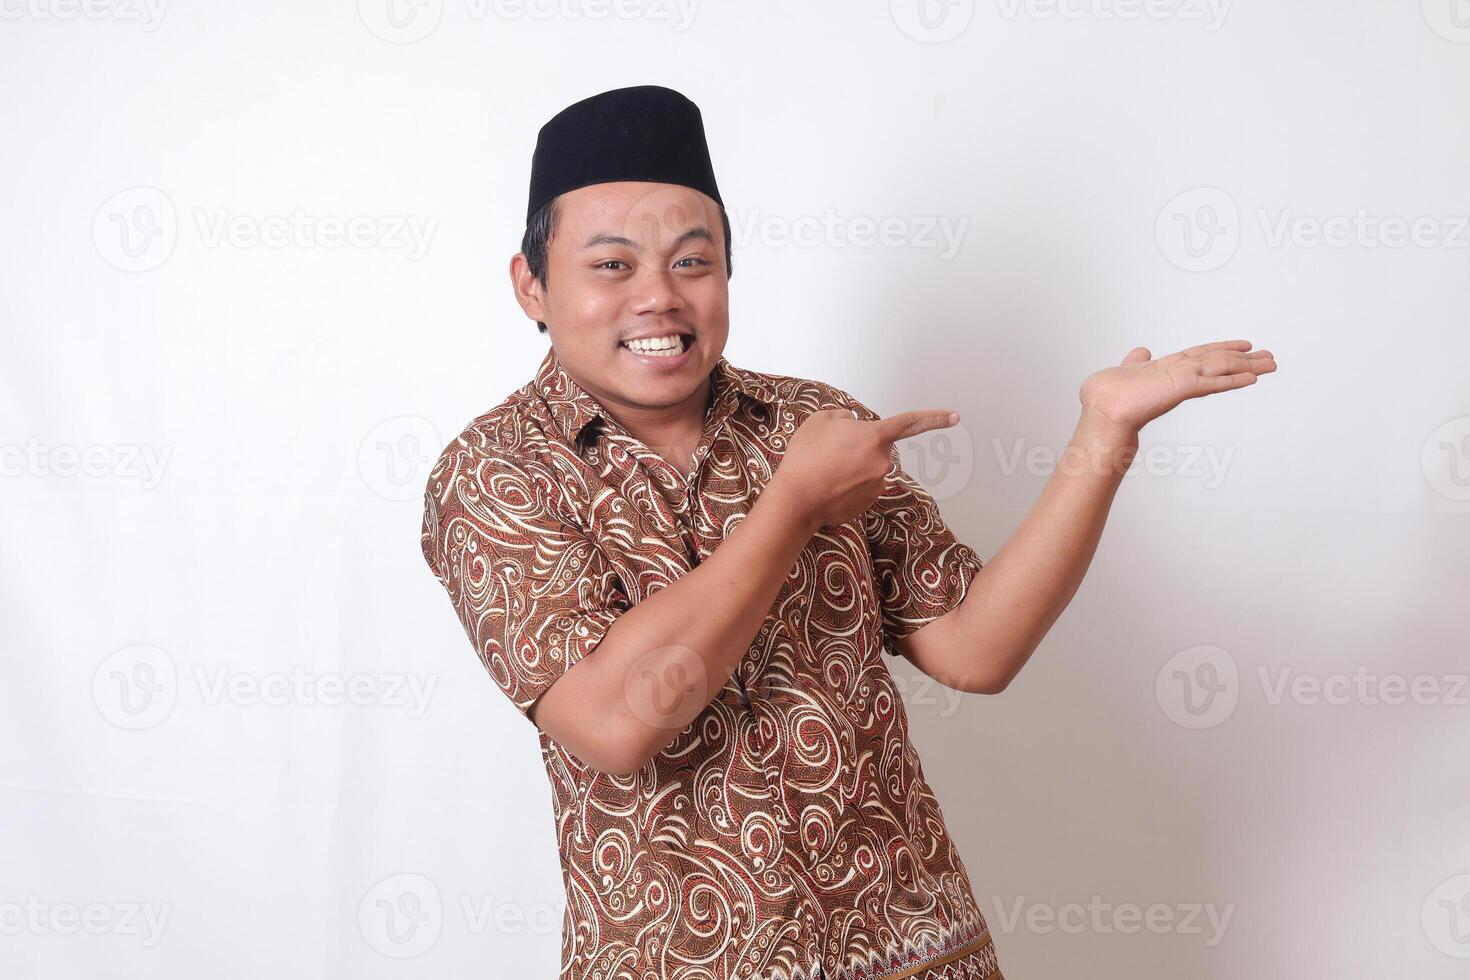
{"left": 510, "top": 252, "right": 547, "bottom": 323}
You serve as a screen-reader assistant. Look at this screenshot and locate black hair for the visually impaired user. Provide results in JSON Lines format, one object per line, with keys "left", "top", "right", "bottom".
{"left": 520, "top": 195, "right": 734, "bottom": 334}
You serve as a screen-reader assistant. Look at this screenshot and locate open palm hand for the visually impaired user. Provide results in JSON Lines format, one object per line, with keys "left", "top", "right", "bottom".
{"left": 1079, "top": 339, "right": 1277, "bottom": 434}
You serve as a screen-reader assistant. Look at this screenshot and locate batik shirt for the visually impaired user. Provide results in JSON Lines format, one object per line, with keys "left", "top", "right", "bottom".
{"left": 421, "top": 347, "right": 1004, "bottom": 980}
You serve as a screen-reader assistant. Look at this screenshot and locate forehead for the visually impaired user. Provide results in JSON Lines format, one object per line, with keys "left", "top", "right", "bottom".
{"left": 554, "top": 181, "right": 720, "bottom": 248}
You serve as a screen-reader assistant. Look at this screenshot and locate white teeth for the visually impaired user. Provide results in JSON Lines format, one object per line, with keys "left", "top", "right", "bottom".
{"left": 622, "top": 334, "right": 687, "bottom": 356}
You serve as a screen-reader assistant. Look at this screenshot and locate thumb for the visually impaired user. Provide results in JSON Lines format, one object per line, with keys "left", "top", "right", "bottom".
{"left": 1122, "top": 346, "right": 1151, "bottom": 366}
{"left": 874, "top": 409, "right": 960, "bottom": 443}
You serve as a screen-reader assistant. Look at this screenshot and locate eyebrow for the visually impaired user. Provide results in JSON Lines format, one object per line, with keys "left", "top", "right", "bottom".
{"left": 580, "top": 227, "right": 714, "bottom": 251}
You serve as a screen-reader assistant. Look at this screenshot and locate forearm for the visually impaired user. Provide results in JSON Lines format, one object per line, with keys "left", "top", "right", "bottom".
{"left": 952, "top": 407, "right": 1139, "bottom": 686}
{"left": 534, "top": 477, "right": 817, "bottom": 773}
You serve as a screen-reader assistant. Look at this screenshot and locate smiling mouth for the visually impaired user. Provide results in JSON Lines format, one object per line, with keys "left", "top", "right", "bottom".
{"left": 620, "top": 334, "right": 693, "bottom": 358}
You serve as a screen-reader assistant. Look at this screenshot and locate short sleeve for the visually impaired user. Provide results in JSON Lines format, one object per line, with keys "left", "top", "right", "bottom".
{"left": 836, "top": 391, "right": 985, "bottom": 656}
{"left": 420, "top": 446, "right": 630, "bottom": 724}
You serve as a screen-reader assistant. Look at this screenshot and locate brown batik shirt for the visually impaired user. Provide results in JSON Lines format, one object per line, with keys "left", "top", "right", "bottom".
{"left": 421, "top": 347, "right": 1004, "bottom": 980}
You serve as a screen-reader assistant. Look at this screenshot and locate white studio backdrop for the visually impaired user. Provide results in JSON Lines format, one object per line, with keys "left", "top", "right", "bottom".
{"left": 3, "top": 2, "right": 1468, "bottom": 977}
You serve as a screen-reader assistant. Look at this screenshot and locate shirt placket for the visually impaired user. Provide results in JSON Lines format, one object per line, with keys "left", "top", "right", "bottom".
{"left": 696, "top": 435, "right": 845, "bottom": 975}
{"left": 627, "top": 426, "right": 831, "bottom": 977}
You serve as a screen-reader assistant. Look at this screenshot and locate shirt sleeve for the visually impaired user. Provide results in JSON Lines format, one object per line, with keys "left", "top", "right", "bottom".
{"left": 420, "top": 445, "right": 630, "bottom": 724}
{"left": 833, "top": 389, "right": 985, "bottom": 656}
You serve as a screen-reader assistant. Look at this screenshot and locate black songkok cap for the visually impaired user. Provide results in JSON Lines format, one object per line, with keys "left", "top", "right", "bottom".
{"left": 525, "top": 85, "right": 723, "bottom": 224}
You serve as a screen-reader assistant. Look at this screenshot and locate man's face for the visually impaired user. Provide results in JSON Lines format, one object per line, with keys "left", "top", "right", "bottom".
{"left": 518, "top": 181, "right": 730, "bottom": 413}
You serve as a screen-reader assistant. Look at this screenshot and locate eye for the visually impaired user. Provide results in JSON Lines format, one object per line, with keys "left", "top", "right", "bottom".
{"left": 674, "top": 256, "right": 709, "bottom": 269}
{"left": 597, "top": 259, "right": 629, "bottom": 271}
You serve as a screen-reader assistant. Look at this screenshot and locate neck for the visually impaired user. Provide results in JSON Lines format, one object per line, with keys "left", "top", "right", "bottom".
{"left": 578, "top": 372, "right": 714, "bottom": 477}
{"left": 615, "top": 384, "right": 711, "bottom": 456}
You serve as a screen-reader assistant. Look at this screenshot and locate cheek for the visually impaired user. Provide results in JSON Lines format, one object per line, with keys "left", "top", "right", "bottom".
{"left": 685, "top": 279, "right": 728, "bottom": 317}
{"left": 554, "top": 282, "right": 614, "bottom": 322}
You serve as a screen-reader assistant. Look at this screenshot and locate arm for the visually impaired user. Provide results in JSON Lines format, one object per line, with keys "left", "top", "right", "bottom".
{"left": 532, "top": 477, "right": 818, "bottom": 775}
{"left": 538, "top": 407, "right": 962, "bottom": 776}
{"left": 425, "top": 405, "right": 978, "bottom": 775}
{"left": 895, "top": 407, "right": 1136, "bottom": 694}
{"left": 897, "top": 340, "right": 1278, "bottom": 694}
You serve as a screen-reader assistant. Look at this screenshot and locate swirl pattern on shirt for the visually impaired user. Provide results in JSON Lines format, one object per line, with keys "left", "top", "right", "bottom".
{"left": 421, "top": 348, "right": 1001, "bottom": 980}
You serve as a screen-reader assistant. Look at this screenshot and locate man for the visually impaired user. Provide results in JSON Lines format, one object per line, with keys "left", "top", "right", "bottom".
{"left": 420, "top": 84, "right": 1276, "bottom": 980}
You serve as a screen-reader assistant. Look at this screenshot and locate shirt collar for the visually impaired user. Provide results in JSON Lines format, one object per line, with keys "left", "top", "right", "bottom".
{"left": 533, "top": 345, "right": 780, "bottom": 446}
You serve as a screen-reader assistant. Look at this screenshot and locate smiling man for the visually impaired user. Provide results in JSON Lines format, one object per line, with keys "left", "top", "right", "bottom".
{"left": 420, "top": 84, "right": 1275, "bottom": 980}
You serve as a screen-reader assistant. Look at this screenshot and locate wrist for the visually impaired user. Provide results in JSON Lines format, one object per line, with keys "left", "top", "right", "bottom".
{"left": 758, "top": 474, "right": 821, "bottom": 539}
{"left": 1057, "top": 407, "right": 1141, "bottom": 481}
{"left": 1077, "top": 403, "right": 1142, "bottom": 448}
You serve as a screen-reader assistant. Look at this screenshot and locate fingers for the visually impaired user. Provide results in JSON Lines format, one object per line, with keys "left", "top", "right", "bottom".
{"left": 1181, "top": 339, "right": 1254, "bottom": 358}
{"left": 874, "top": 409, "right": 960, "bottom": 443}
{"left": 1198, "top": 349, "right": 1277, "bottom": 377}
{"left": 1191, "top": 372, "right": 1260, "bottom": 396}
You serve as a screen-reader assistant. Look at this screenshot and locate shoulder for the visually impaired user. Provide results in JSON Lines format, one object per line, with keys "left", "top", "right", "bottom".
{"left": 419, "top": 384, "right": 576, "bottom": 578}
{"left": 425, "top": 382, "right": 563, "bottom": 495}
{"left": 420, "top": 382, "right": 578, "bottom": 546}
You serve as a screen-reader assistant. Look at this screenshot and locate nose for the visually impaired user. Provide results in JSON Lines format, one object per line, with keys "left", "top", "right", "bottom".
{"left": 628, "top": 265, "right": 682, "bottom": 318}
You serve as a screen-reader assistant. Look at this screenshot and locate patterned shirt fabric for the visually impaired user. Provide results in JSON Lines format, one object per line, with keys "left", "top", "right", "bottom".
{"left": 421, "top": 347, "right": 1004, "bottom": 980}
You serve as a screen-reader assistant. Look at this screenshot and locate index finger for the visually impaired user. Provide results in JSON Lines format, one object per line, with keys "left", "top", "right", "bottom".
{"left": 873, "top": 409, "right": 960, "bottom": 443}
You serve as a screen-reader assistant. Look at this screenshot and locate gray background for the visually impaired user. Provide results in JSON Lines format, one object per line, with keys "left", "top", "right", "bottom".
{"left": 3, "top": 0, "right": 1468, "bottom": 977}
